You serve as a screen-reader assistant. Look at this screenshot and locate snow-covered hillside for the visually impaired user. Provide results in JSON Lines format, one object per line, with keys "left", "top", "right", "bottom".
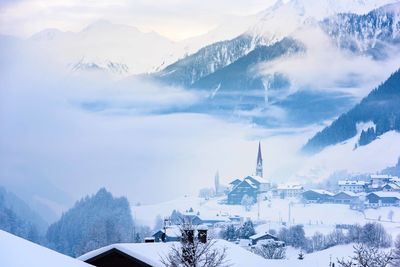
{"left": 132, "top": 195, "right": 400, "bottom": 238}
{"left": 298, "top": 131, "right": 400, "bottom": 182}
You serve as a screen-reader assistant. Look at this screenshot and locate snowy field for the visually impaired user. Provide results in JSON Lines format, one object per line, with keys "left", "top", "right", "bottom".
{"left": 132, "top": 196, "right": 400, "bottom": 238}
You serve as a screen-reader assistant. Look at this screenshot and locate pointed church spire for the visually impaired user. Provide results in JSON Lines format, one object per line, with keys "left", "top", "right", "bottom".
{"left": 256, "top": 142, "right": 263, "bottom": 177}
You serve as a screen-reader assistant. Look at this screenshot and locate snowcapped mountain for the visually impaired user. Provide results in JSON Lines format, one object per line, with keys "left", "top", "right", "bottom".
{"left": 149, "top": 34, "right": 269, "bottom": 87}
{"left": 244, "top": 0, "right": 398, "bottom": 45}
{"left": 148, "top": 0, "right": 400, "bottom": 128}
{"left": 28, "top": 20, "right": 179, "bottom": 76}
{"left": 70, "top": 59, "right": 130, "bottom": 76}
{"left": 153, "top": 0, "right": 400, "bottom": 86}
{"left": 321, "top": 2, "right": 400, "bottom": 59}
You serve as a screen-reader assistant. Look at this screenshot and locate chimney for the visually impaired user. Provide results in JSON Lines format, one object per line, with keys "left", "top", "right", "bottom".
{"left": 198, "top": 229, "right": 207, "bottom": 243}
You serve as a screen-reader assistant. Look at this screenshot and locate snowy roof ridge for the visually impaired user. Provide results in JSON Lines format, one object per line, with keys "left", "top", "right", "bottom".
{"left": 338, "top": 180, "right": 367, "bottom": 186}
{"left": 0, "top": 230, "right": 92, "bottom": 267}
{"left": 78, "top": 239, "right": 269, "bottom": 266}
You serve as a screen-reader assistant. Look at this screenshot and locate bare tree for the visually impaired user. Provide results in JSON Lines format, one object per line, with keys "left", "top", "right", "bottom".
{"left": 253, "top": 240, "right": 286, "bottom": 259}
{"left": 392, "top": 235, "right": 400, "bottom": 267}
{"left": 161, "top": 221, "right": 230, "bottom": 267}
{"left": 337, "top": 244, "right": 393, "bottom": 267}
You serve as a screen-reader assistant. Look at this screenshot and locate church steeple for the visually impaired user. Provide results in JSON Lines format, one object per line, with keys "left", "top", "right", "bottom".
{"left": 256, "top": 142, "right": 263, "bottom": 177}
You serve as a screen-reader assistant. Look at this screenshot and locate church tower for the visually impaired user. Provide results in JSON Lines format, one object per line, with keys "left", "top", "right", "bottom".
{"left": 256, "top": 142, "right": 263, "bottom": 177}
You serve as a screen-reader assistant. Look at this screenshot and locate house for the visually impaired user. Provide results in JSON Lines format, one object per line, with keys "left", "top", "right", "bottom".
{"left": 332, "top": 191, "right": 359, "bottom": 204}
{"left": 370, "top": 174, "right": 392, "bottom": 188}
{"left": 79, "top": 239, "right": 270, "bottom": 267}
{"left": 227, "top": 179, "right": 258, "bottom": 205}
{"left": 338, "top": 180, "right": 366, "bottom": 193}
{"left": 183, "top": 213, "right": 229, "bottom": 226}
{"left": 382, "top": 182, "right": 400, "bottom": 192}
{"left": 152, "top": 226, "right": 181, "bottom": 242}
{"left": 0, "top": 230, "right": 93, "bottom": 267}
{"left": 229, "top": 179, "right": 242, "bottom": 190}
{"left": 366, "top": 192, "right": 400, "bottom": 207}
{"left": 249, "top": 232, "right": 280, "bottom": 245}
{"left": 276, "top": 183, "right": 304, "bottom": 198}
{"left": 302, "top": 189, "right": 334, "bottom": 203}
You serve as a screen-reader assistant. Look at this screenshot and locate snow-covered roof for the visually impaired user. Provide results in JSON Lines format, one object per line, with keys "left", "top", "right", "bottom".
{"left": 249, "top": 232, "right": 277, "bottom": 240}
{"left": 368, "top": 192, "right": 400, "bottom": 199}
{"left": 383, "top": 183, "right": 400, "bottom": 189}
{"left": 307, "top": 189, "right": 334, "bottom": 196}
{"left": 277, "top": 183, "right": 303, "bottom": 190}
{"left": 370, "top": 174, "right": 392, "bottom": 179}
{"left": 335, "top": 191, "right": 358, "bottom": 197}
{"left": 78, "top": 239, "right": 269, "bottom": 266}
{"left": 0, "top": 230, "right": 92, "bottom": 267}
{"left": 245, "top": 175, "right": 269, "bottom": 184}
{"left": 338, "top": 180, "right": 366, "bottom": 186}
{"left": 229, "top": 179, "right": 242, "bottom": 185}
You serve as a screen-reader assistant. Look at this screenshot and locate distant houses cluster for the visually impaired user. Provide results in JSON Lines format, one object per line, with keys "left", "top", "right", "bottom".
{"left": 301, "top": 174, "right": 400, "bottom": 208}
{"left": 222, "top": 143, "right": 400, "bottom": 209}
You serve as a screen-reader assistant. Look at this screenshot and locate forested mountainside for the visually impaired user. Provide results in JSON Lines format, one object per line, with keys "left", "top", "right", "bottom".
{"left": 46, "top": 188, "right": 134, "bottom": 257}
{"left": 321, "top": 2, "right": 400, "bottom": 59}
{"left": 303, "top": 68, "right": 400, "bottom": 154}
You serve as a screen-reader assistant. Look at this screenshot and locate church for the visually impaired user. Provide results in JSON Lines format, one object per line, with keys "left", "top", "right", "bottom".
{"left": 227, "top": 142, "right": 270, "bottom": 205}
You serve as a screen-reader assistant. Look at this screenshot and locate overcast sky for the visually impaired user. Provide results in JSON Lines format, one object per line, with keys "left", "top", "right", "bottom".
{"left": 0, "top": 0, "right": 276, "bottom": 40}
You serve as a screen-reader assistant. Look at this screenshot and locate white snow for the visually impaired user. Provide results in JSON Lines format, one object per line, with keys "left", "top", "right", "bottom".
{"left": 78, "top": 239, "right": 269, "bottom": 266}
{"left": 133, "top": 196, "right": 400, "bottom": 239}
{"left": 0, "top": 230, "right": 92, "bottom": 267}
{"left": 297, "top": 131, "right": 400, "bottom": 184}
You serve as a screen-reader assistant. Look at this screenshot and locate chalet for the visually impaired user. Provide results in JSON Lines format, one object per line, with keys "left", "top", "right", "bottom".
{"left": 370, "top": 174, "right": 393, "bottom": 188}
{"left": 338, "top": 180, "right": 366, "bottom": 193}
{"left": 227, "top": 179, "right": 258, "bottom": 205}
{"left": 382, "top": 182, "right": 400, "bottom": 192}
{"left": 366, "top": 192, "right": 400, "bottom": 207}
{"left": 332, "top": 191, "right": 359, "bottom": 204}
{"left": 276, "top": 183, "right": 304, "bottom": 198}
{"left": 152, "top": 226, "right": 180, "bottom": 242}
{"left": 302, "top": 189, "right": 334, "bottom": 203}
{"left": 79, "top": 239, "right": 270, "bottom": 266}
{"left": 229, "top": 179, "right": 242, "bottom": 190}
{"left": 249, "top": 232, "right": 280, "bottom": 245}
{"left": 183, "top": 213, "right": 229, "bottom": 226}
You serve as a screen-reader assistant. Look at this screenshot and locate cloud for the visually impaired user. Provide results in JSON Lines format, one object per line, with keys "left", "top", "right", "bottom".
{"left": 257, "top": 25, "right": 400, "bottom": 100}
{"left": 0, "top": 39, "right": 312, "bottom": 210}
{"left": 0, "top": 0, "right": 276, "bottom": 40}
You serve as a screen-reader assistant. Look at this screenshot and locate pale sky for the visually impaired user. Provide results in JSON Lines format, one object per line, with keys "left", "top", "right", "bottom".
{"left": 0, "top": 0, "right": 276, "bottom": 40}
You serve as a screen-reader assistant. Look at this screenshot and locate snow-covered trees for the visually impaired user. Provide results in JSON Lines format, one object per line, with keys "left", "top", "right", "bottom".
{"left": 221, "top": 224, "right": 236, "bottom": 241}
{"left": 337, "top": 244, "right": 393, "bottom": 267}
{"left": 161, "top": 221, "right": 228, "bottom": 267}
{"left": 360, "top": 223, "right": 392, "bottom": 248}
{"left": 253, "top": 240, "right": 286, "bottom": 259}
{"left": 237, "top": 220, "right": 256, "bottom": 239}
{"left": 0, "top": 194, "right": 40, "bottom": 243}
{"left": 220, "top": 220, "right": 255, "bottom": 241}
{"left": 241, "top": 194, "right": 254, "bottom": 211}
{"left": 46, "top": 188, "right": 134, "bottom": 257}
{"left": 278, "top": 225, "right": 306, "bottom": 248}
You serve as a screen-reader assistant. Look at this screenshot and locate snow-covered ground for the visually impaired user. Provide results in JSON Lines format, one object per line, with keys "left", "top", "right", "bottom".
{"left": 132, "top": 196, "right": 400, "bottom": 238}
